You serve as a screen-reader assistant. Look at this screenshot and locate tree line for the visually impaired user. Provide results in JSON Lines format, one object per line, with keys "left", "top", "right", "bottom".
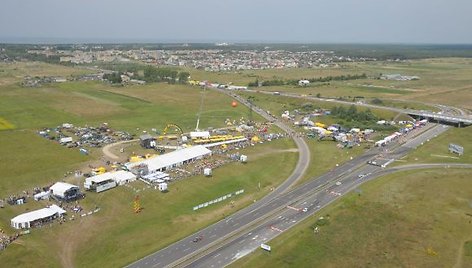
{"left": 248, "top": 73, "right": 367, "bottom": 87}
{"left": 331, "top": 105, "right": 377, "bottom": 122}
{"left": 103, "top": 66, "right": 190, "bottom": 84}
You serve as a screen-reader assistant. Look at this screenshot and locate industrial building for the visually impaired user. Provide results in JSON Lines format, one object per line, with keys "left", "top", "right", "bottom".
{"left": 125, "top": 145, "right": 212, "bottom": 174}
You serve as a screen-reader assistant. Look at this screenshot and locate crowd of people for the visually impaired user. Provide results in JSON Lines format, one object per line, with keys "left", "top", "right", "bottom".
{"left": 0, "top": 230, "right": 20, "bottom": 251}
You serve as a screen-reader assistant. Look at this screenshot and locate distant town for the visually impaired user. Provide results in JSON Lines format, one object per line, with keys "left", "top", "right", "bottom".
{"left": 20, "top": 44, "right": 377, "bottom": 71}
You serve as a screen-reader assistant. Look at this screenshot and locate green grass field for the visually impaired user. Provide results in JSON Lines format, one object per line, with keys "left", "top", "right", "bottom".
{"left": 186, "top": 58, "right": 472, "bottom": 110}
{"left": 0, "top": 117, "right": 15, "bottom": 130}
{"left": 236, "top": 91, "right": 399, "bottom": 123}
{"left": 397, "top": 126, "right": 472, "bottom": 165}
{"left": 0, "top": 64, "right": 301, "bottom": 267}
{"left": 1, "top": 58, "right": 470, "bottom": 267}
{"left": 0, "top": 138, "right": 298, "bottom": 267}
{"left": 232, "top": 168, "right": 472, "bottom": 268}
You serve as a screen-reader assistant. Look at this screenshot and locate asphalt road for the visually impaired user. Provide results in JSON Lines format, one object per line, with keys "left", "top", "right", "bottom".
{"left": 127, "top": 89, "right": 312, "bottom": 268}
{"left": 128, "top": 121, "right": 448, "bottom": 268}
{"left": 126, "top": 90, "right": 457, "bottom": 268}
{"left": 249, "top": 90, "right": 472, "bottom": 124}
{"left": 184, "top": 124, "right": 464, "bottom": 268}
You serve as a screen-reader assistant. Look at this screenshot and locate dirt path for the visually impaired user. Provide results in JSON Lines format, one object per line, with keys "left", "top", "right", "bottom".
{"left": 102, "top": 139, "right": 138, "bottom": 160}
{"left": 453, "top": 236, "right": 472, "bottom": 268}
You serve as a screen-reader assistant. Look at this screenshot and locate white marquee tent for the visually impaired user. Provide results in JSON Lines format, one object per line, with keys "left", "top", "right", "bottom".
{"left": 50, "top": 182, "right": 80, "bottom": 200}
{"left": 125, "top": 145, "right": 212, "bottom": 173}
{"left": 11, "top": 204, "right": 66, "bottom": 229}
{"left": 85, "top": 170, "right": 137, "bottom": 188}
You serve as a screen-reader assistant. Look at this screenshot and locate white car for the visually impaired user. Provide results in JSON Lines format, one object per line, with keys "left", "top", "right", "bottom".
{"left": 335, "top": 181, "right": 342, "bottom": 186}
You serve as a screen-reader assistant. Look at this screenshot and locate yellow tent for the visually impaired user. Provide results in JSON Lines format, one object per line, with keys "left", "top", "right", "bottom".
{"left": 315, "top": 122, "right": 326, "bottom": 128}
{"left": 251, "top": 136, "right": 261, "bottom": 142}
{"left": 94, "top": 166, "right": 106, "bottom": 174}
{"left": 130, "top": 156, "right": 142, "bottom": 163}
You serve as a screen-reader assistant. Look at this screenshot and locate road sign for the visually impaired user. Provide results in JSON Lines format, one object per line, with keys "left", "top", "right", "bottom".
{"left": 261, "top": 243, "right": 271, "bottom": 252}
{"left": 449, "top": 143, "right": 464, "bottom": 155}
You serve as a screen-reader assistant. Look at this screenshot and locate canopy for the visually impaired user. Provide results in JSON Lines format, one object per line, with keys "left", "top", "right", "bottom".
{"left": 11, "top": 204, "right": 66, "bottom": 229}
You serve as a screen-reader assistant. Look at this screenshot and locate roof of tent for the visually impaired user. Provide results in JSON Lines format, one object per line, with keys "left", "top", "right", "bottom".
{"left": 50, "top": 182, "right": 79, "bottom": 197}
{"left": 85, "top": 170, "right": 136, "bottom": 184}
{"left": 126, "top": 145, "right": 211, "bottom": 172}
{"left": 11, "top": 204, "right": 66, "bottom": 224}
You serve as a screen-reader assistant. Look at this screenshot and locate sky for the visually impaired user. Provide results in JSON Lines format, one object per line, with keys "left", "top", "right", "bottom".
{"left": 1, "top": 0, "right": 471, "bottom": 44}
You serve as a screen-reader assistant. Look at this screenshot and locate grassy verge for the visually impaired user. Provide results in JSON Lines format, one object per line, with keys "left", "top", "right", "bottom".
{"left": 0, "top": 138, "right": 298, "bottom": 267}
{"left": 396, "top": 127, "right": 472, "bottom": 165}
{"left": 232, "top": 168, "right": 472, "bottom": 268}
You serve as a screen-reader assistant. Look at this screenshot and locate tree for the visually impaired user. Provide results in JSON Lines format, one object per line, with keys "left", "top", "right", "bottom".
{"left": 103, "top": 72, "right": 122, "bottom": 84}
{"left": 177, "top": 71, "right": 190, "bottom": 84}
{"left": 371, "top": 98, "right": 383, "bottom": 105}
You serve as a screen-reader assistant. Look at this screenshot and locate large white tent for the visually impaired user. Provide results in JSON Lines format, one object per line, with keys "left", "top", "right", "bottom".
{"left": 11, "top": 204, "right": 66, "bottom": 229}
{"left": 50, "top": 182, "right": 81, "bottom": 201}
{"left": 125, "top": 145, "right": 212, "bottom": 173}
{"left": 85, "top": 170, "right": 136, "bottom": 190}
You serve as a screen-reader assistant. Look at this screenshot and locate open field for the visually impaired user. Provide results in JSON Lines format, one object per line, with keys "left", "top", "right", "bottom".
{"left": 0, "top": 64, "right": 302, "bottom": 267}
{"left": 293, "top": 138, "right": 365, "bottom": 186}
{"left": 1, "top": 57, "right": 470, "bottom": 267}
{"left": 236, "top": 91, "right": 399, "bottom": 123}
{"left": 0, "top": 138, "right": 297, "bottom": 267}
{"left": 397, "top": 126, "right": 472, "bottom": 165}
{"left": 232, "top": 168, "right": 472, "bottom": 268}
{"left": 186, "top": 58, "right": 472, "bottom": 110}
{"left": 0, "top": 117, "right": 15, "bottom": 130}
{"left": 0, "top": 62, "right": 91, "bottom": 86}
{"left": 0, "top": 80, "right": 250, "bottom": 131}
{"left": 0, "top": 130, "right": 89, "bottom": 193}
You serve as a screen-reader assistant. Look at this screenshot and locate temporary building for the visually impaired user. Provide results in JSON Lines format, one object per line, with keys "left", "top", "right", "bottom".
{"left": 204, "top": 168, "right": 212, "bottom": 176}
{"left": 125, "top": 145, "right": 212, "bottom": 173}
{"left": 111, "top": 170, "right": 137, "bottom": 185}
{"left": 33, "top": 191, "right": 50, "bottom": 201}
{"left": 84, "top": 174, "right": 117, "bottom": 193}
{"left": 140, "top": 134, "right": 156, "bottom": 149}
{"left": 298, "top": 80, "right": 310, "bottom": 86}
{"left": 158, "top": 183, "right": 168, "bottom": 192}
{"left": 85, "top": 170, "right": 136, "bottom": 191}
{"left": 59, "top": 137, "right": 73, "bottom": 144}
{"left": 190, "top": 131, "right": 210, "bottom": 139}
{"left": 50, "top": 182, "right": 81, "bottom": 201}
{"left": 11, "top": 204, "right": 66, "bottom": 229}
{"left": 240, "top": 155, "right": 248, "bottom": 163}
{"left": 141, "top": 172, "right": 170, "bottom": 184}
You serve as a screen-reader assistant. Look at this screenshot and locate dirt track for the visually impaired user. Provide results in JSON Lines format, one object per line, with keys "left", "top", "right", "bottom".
{"left": 102, "top": 139, "right": 138, "bottom": 160}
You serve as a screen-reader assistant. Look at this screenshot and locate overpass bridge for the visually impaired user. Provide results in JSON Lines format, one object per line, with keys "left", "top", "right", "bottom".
{"left": 249, "top": 90, "right": 472, "bottom": 127}
{"left": 406, "top": 110, "right": 472, "bottom": 126}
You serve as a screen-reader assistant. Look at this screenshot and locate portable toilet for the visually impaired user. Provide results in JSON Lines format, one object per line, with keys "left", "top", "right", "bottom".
{"left": 204, "top": 168, "right": 212, "bottom": 177}
{"left": 158, "top": 182, "right": 168, "bottom": 192}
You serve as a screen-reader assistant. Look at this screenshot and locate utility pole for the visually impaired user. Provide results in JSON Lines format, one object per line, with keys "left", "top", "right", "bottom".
{"left": 247, "top": 96, "right": 255, "bottom": 126}
{"left": 195, "top": 86, "right": 206, "bottom": 131}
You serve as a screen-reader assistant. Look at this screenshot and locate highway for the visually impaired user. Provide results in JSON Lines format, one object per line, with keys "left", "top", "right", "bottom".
{"left": 184, "top": 124, "right": 464, "bottom": 268}
{"left": 127, "top": 89, "right": 312, "bottom": 268}
{"left": 126, "top": 89, "right": 462, "bottom": 268}
{"left": 249, "top": 89, "right": 472, "bottom": 125}
{"left": 128, "top": 121, "right": 450, "bottom": 268}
